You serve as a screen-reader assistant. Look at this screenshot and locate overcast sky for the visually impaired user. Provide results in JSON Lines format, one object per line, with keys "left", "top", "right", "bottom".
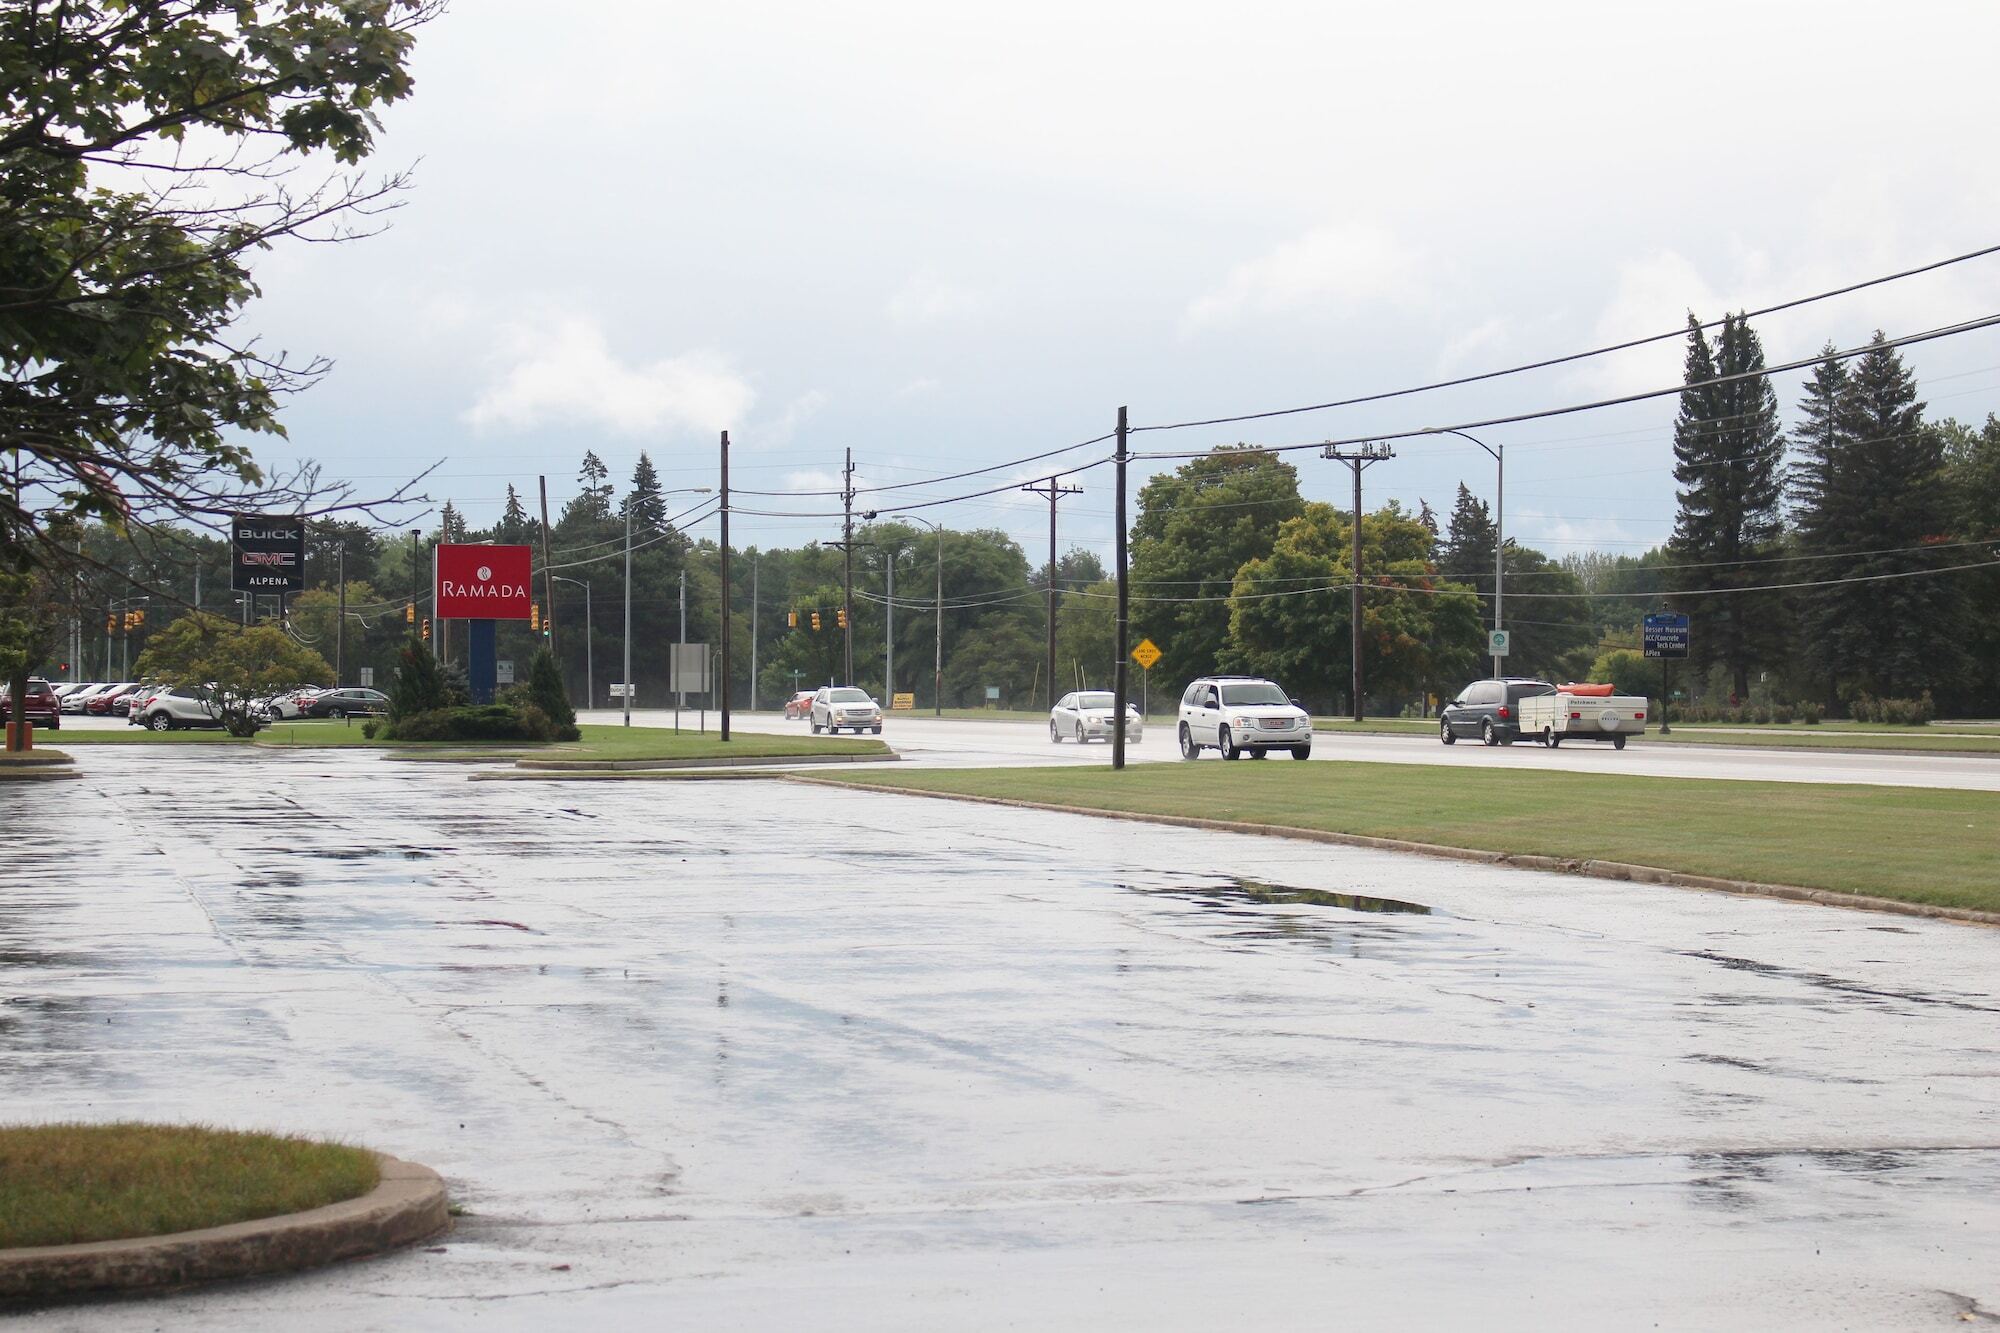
{"left": 246, "top": 0, "right": 2000, "bottom": 568}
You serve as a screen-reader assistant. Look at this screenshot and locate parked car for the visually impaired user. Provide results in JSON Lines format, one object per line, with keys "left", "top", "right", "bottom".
{"left": 783, "top": 690, "right": 816, "bottom": 720}
{"left": 1438, "top": 677, "right": 1557, "bottom": 746}
{"left": 131, "top": 685, "right": 227, "bottom": 732}
{"left": 0, "top": 678, "right": 62, "bottom": 731}
{"left": 810, "top": 686, "right": 882, "bottom": 734}
{"left": 1176, "top": 676, "right": 1312, "bottom": 760}
{"left": 84, "top": 683, "right": 141, "bottom": 715}
{"left": 263, "top": 685, "right": 327, "bottom": 720}
{"left": 302, "top": 687, "right": 389, "bottom": 719}
{"left": 62, "top": 683, "right": 112, "bottom": 713}
{"left": 109, "top": 687, "right": 148, "bottom": 717}
{"left": 1049, "top": 690, "right": 1143, "bottom": 744}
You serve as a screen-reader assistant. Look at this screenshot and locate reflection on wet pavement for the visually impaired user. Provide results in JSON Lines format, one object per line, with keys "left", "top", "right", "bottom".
{"left": 1, "top": 748, "right": 1997, "bottom": 1330}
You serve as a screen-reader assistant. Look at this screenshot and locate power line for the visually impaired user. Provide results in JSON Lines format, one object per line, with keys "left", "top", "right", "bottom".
{"left": 731, "top": 432, "right": 1118, "bottom": 498}
{"left": 1128, "top": 240, "right": 2000, "bottom": 435}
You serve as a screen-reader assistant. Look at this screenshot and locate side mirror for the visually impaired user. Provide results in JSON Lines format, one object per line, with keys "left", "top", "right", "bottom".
{"left": 1290, "top": 697, "right": 1302, "bottom": 708}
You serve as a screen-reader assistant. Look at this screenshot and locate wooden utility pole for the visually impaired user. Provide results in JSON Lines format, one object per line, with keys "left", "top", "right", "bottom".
{"left": 1112, "top": 408, "right": 1130, "bottom": 770}
{"left": 1021, "top": 477, "right": 1082, "bottom": 709}
{"left": 841, "top": 448, "right": 855, "bottom": 686}
{"left": 719, "top": 429, "right": 731, "bottom": 742}
{"left": 537, "top": 475, "right": 558, "bottom": 663}
{"left": 1321, "top": 442, "right": 1394, "bottom": 722}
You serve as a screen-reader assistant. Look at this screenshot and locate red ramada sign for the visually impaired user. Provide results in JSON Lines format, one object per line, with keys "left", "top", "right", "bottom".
{"left": 433, "top": 543, "right": 533, "bottom": 620}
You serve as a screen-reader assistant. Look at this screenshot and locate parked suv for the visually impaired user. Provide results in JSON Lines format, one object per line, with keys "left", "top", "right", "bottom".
{"left": 1177, "top": 676, "right": 1312, "bottom": 760}
{"left": 0, "top": 678, "right": 61, "bottom": 731}
{"left": 1439, "top": 677, "right": 1556, "bottom": 746}
{"left": 811, "top": 686, "right": 882, "bottom": 734}
{"left": 132, "top": 685, "right": 226, "bottom": 732}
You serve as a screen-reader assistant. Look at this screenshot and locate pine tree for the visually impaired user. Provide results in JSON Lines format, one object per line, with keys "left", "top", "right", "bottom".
{"left": 1788, "top": 348, "right": 1853, "bottom": 704}
{"left": 495, "top": 485, "right": 532, "bottom": 545}
{"left": 525, "top": 645, "right": 579, "bottom": 740}
{"left": 570, "top": 451, "right": 613, "bottom": 522}
{"left": 1813, "top": 335, "right": 1967, "bottom": 699}
{"left": 628, "top": 452, "right": 667, "bottom": 532}
{"left": 1439, "top": 483, "right": 1495, "bottom": 600}
{"left": 1667, "top": 312, "right": 1786, "bottom": 700}
{"left": 1416, "top": 498, "right": 1440, "bottom": 547}
{"left": 439, "top": 500, "right": 468, "bottom": 544}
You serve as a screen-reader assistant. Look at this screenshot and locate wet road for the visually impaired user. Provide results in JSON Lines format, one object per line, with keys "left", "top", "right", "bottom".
{"left": 8, "top": 748, "right": 2000, "bottom": 1329}
{"left": 659, "top": 708, "right": 2000, "bottom": 791}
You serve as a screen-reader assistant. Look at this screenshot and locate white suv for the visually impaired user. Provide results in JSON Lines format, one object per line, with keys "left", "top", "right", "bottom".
{"left": 1177, "top": 676, "right": 1313, "bottom": 760}
{"left": 811, "top": 686, "right": 883, "bottom": 735}
{"left": 131, "top": 685, "right": 225, "bottom": 731}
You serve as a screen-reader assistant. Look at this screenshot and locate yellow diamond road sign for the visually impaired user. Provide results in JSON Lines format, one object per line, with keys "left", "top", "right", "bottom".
{"left": 1131, "top": 638, "right": 1162, "bottom": 670}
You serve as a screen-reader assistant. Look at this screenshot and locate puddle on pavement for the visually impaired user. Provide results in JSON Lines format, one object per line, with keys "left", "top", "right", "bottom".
{"left": 1133, "top": 875, "right": 1431, "bottom": 916}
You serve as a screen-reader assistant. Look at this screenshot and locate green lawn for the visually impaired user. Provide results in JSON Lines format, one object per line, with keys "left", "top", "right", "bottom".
{"left": 819, "top": 762, "right": 2000, "bottom": 913}
{"left": 60, "top": 721, "right": 887, "bottom": 764}
{"left": 1309, "top": 716, "right": 2000, "bottom": 754}
{"left": 0, "top": 1123, "right": 378, "bottom": 1249}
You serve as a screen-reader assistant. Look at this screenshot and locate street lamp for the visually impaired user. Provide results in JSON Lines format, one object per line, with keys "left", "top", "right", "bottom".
{"left": 552, "top": 575, "right": 592, "bottom": 708}
{"left": 623, "top": 487, "right": 711, "bottom": 728}
{"left": 904, "top": 515, "right": 946, "bottom": 716}
{"left": 1425, "top": 428, "right": 1504, "bottom": 679}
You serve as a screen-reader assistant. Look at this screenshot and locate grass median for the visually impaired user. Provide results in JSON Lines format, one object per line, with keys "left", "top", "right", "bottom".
{"left": 60, "top": 721, "right": 888, "bottom": 764}
{"left": 818, "top": 762, "right": 2000, "bottom": 913}
{"left": 0, "top": 1124, "right": 378, "bottom": 1250}
{"left": 1310, "top": 717, "right": 2000, "bottom": 753}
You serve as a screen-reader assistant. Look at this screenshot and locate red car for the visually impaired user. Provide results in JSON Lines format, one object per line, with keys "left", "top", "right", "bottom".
{"left": 86, "top": 683, "right": 142, "bottom": 715}
{"left": 783, "top": 690, "right": 815, "bottom": 720}
{"left": 0, "top": 678, "right": 62, "bottom": 731}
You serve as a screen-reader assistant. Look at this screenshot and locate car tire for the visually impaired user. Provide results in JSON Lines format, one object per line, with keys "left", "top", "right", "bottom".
{"left": 1179, "top": 723, "right": 1198, "bottom": 760}
{"left": 811, "top": 721, "right": 822, "bottom": 734}
{"left": 329, "top": 707, "right": 347, "bottom": 719}
{"left": 1439, "top": 718, "right": 1455, "bottom": 746}
{"left": 1050, "top": 720, "right": 1062, "bottom": 743}
{"left": 1481, "top": 719, "right": 1499, "bottom": 747}
{"left": 1219, "top": 726, "right": 1240, "bottom": 760}
{"left": 1546, "top": 728, "right": 1561, "bottom": 748}
{"left": 1291, "top": 744, "right": 1311, "bottom": 760}
{"left": 1613, "top": 734, "right": 1627, "bottom": 750}
{"left": 1075, "top": 721, "right": 1086, "bottom": 743}
{"left": 148, "top": 712, "right": 173, "bottom": 732}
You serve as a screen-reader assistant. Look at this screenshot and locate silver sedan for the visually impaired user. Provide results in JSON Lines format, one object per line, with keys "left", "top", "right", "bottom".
{"left": 1049, "top": 690, "right": 1143, "bottom": 744}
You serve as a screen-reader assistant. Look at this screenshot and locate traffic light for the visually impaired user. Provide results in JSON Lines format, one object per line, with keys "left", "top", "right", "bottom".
{"left": 132, "top": 609, "right": 145, "bottom": 627}
{"left": 420, "top": 617, "right": 431, "bottom": 643}
{"left": 810, "top": 611, "right": 822, "bottom": 632}
{"left": 787, "top": 610, "right": 797, "bottom": 629}
{"left": 406, "top": 602, "right": 416, "bottom": 624}
{"left": 530, "top": 601, "right": 540, "bottom": 631}
{"left": 836, "top": 607, "right": 849, "bottom": 630}
{"left": 105, "top": 615, "right": 116, "bottom": 633}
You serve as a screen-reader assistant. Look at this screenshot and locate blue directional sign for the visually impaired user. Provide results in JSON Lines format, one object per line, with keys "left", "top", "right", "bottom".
{"left": 1643, "top": 613, "right": 1690, "bottom": 660}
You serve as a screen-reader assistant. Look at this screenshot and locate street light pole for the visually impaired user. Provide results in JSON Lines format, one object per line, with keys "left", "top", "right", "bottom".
{"left": 1425, "top": 428, "right": 1504, "bottom": 678}
{"left": 553, "top": 576, "right": 591, "bottom": 707}
{"left": 908, "top": 516, "right": 945, "bottom": 716}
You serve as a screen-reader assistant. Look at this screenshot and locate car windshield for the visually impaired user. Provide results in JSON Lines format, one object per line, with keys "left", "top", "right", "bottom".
{"left": 828, "top": 688, "right": 870, "bottom": 703}
{"left": 1076, "top": 693, "right": 1115, "bottom": 709}
{"left": 1219, "top": 682, "right": 1289, "bottom": 707}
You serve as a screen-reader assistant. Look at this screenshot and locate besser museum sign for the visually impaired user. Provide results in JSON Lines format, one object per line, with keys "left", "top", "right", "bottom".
{"left": 433, "top": 544, "right": 534, "bottom": 620}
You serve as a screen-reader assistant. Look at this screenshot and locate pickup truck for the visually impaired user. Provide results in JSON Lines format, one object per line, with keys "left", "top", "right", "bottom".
{"left": 1516, "top": 684, "right": 1647, "bottom": 750}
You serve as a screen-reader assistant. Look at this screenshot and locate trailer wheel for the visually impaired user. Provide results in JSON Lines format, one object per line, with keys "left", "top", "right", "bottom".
{"left": 1543, "top": 726, "right": 1559, "bottom": 748}
{"left": 1613, "top": 734, "right": 1627, "bottom": 750}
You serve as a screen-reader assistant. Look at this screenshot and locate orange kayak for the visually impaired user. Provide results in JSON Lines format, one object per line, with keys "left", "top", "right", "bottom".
{"left": 1557, "top": 682, "right": 1616, "bottom": 697}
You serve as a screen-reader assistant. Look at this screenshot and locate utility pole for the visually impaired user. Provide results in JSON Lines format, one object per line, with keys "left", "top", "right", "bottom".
{"left": 1321, "top": 441, "right": 1394, "bottom": 722}
{"left": 537, "top": 475, "right": 558, "bottom": 665}
{"left": 677, "top": 566, "right": 686, "bottom": 725}
{"left": 883, "top": 548, "right": 895, "bottom": 702}
{"left": 336, "top": 541, "right": 346, "bottom": 685}
{"left": 1112, "top": 407, "right": 1129, "bottom": 770}
{"left": 622, "top": 497, "right": 634, "bottom": 728}
{"left": 1021, "top": 477, "right": 1082, "bottom": 710}
{"left": 409, "top": 529, "right": 420, "bottom": 647}
{"left": 841, "top": 447, "right": 855, "bottom": 686}
{"left": 749, "top": 553, "right": 759, "bottom": 713}
{"left": 719, "top": 429, "right": 731, "bottom": 742}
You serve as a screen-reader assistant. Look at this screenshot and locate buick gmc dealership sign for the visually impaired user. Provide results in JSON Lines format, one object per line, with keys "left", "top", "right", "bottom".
{"left": 231, "top": 512, "right": 306, "bottom": 592}
{"left": 434, "top": 543, "right": 533, "bottom": 619}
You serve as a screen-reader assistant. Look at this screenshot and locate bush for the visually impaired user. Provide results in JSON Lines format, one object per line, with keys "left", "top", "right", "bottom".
{"left": 1770, "top": 702, "right": 1793, "bottom": 725}
{"left": 524, "top": 647, "right": 579, "bottom": 740}
{"left": 1799, "top": 701, "right": 1824, "bottom": 724}
{"left": 382, "top": 704, "right": 558, "bottom": 743}
{"left": 389, "top": 636, "right": 450, "bottom": 721}
{"left": 1850, "top": 692, "right": 1932, "bottom": 725}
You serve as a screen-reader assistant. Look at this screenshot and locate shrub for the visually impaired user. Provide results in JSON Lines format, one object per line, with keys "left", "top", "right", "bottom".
{"left": 389, "top": 636, "right": 450, "bottom": 721}
{"left": 383, "top": 704, "right": 557, "bottom": 743}
{"left": 524, "top": 648, "right": 579, "bottom": 740}
{"left": 1770, "top": 702, "right": 1793, "bottom": 725}
{"left": 1799, "top": 701, "right": 1824, "bottom": 724}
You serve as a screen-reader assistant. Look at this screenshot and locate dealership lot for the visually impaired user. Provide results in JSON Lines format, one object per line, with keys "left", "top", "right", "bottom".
{"left": 5, "top": 748, "right": 1998, "bottom": 1329}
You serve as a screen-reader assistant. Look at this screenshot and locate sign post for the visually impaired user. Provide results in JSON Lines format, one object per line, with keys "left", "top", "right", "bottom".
{"left": 434, "top": 544, "right": 534, "bottom": 704}
{"left": 1642, "top": 613, "right": 1690, "bottom": 734}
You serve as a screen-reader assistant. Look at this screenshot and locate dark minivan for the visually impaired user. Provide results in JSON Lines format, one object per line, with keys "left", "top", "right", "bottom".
{"left": 1440, "top": 677, "right": 1554, "bottom": 746}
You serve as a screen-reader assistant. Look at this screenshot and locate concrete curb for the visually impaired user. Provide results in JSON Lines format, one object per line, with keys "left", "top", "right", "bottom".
{"left": 790, "top": 778, "right": 2000, "bottom": 930}
{"left": 0, "top": 751, "right": 78, "bottom": 780}
{"left": 514, "top": 749, "right": 899, "bottom": 772}
{"left": 0, "top": 1153, "right": 448, "bottom": 1306}
{"left": 473, "top": 767, "right": 802, "bottom": 783}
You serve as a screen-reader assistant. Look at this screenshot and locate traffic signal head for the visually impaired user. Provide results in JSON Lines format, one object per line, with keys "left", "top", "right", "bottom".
{"left": 811, "top": 611, "right": 822, "bottom": 632}
{"left": 421, "top": 617, "right": 432, "bottom": 643}
{"left": 406, "top": 602, "right": 416, "bottom": 623}
{"left": 530, "top": 601, "right": 540, "bottom": 630}
{"left": 837, "top": 608, "right": 849, "bottom": 630}
{"left": 787, "top": 610, "right": 798, "bottom": 629}
{"left": 105, "top": 615, "right": 115, "bottom": 633}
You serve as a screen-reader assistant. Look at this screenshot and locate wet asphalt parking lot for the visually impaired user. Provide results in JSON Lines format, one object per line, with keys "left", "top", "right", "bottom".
{"left": 5, "top": 746, "right": 2000, "bottom": 1329}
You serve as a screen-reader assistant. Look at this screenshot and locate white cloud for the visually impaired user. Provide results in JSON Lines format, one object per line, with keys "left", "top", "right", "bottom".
{"left": 892, "top": 376, "right": 941, "bottom": 400}
{"left": 465, "top": 318, "right": 754, "bottom": 436}
{"left": 1567, "top": 250, "right": 1728, "bottom": 398}
{"left": 1181, "top": 223, "right": 1425, "bottom": 336}
{"left": 886, "top": 275, "right": 985, "bottom": 329}
{"left": 1435, "top": 316, "right": 1507, "bottom": 375}
{"left": 751, "top": 390, "right": 828, "bottom": 449}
